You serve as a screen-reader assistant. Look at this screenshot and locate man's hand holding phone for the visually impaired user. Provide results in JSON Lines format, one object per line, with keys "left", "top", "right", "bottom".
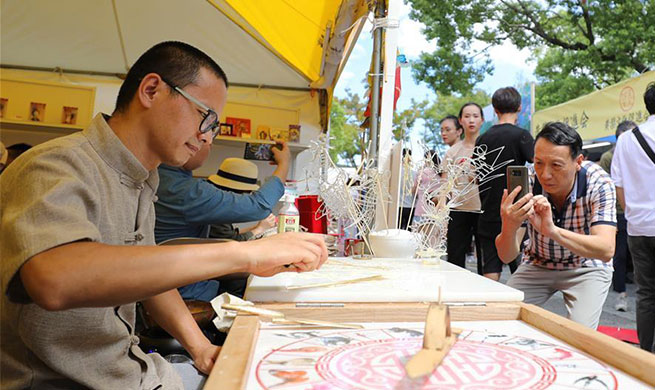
{"left": 500, "top": 186, "right": 534, "bottom": 232}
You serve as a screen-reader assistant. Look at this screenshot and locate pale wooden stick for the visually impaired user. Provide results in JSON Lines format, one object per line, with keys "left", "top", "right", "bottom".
{"left": 220, "top": 303, "right": 284, "bottom": 318}
{"left": 376, "top": 176, "right": 389, "bottom": 230}
{"left": 222, "top": 303, "right": 363, "bottom": 329}
{"left": 271, "top": 317, "right": 364, "bottom": 329}
{"left": 326, "top": 259, "right": 389, "bottom": 270}
{"left": 286, "top": 275, "right": 384, "bottom": 290}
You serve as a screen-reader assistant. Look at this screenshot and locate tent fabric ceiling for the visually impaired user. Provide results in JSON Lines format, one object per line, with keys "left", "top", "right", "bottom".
{"left": 0, "top": 0, "right": 346, "bottom": 89}
{"left": 220, "top": 0, "right": 343, "bottom": 83}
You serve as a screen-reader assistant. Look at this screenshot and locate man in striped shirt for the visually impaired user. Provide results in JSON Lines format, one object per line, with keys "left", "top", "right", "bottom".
{"left": 496, "top": 122, "right": 617, "bottom": 329}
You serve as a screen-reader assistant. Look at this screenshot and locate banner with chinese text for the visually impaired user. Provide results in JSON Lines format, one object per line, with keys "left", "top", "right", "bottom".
{"left": 533, "top": 71, "right": 654, "bottom": 141}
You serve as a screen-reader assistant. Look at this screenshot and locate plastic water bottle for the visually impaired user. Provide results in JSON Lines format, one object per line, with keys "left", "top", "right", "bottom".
{"left": 278, "top": 195, "right": 300, "bottom": 233}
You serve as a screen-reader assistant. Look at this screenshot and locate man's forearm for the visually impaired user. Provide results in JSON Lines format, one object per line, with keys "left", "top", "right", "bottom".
{"left": 551, "top": 226, "right": 615, "bottom": 262}
{"left": 272, "top": 162, "right": 289, "bottom": 183}
{"left": 141, "top": 290, "right": 211, "bottom": 358}
{"left": 616, "top": 186, "right": 626, "bottom": 211}
{"left": 495, "top": 225, "right": 523, "bottom": 263}
{"left": 21, "top": 240, "right": 247, "bottom": 310}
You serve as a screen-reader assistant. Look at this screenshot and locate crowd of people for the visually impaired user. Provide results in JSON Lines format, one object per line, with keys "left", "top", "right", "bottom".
{"left": 0, "top": 40, "right": 652, "bottom": 390}
{"left": 410, "top": 83, "right": 654, "bottom": 347}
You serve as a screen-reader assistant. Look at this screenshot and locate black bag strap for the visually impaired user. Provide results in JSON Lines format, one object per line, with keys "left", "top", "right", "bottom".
{"left": 633, "top": 127, "right": 655, "bottom": 165}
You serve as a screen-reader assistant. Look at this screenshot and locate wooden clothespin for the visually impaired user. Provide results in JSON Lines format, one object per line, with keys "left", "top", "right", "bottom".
{"left": 404, "top": 287, "right": 457, "bottom": 378}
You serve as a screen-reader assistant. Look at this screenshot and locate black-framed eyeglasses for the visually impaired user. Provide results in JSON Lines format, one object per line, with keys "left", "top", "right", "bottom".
{"left": 159, "top": 76, "right": 221, "bottom": 138}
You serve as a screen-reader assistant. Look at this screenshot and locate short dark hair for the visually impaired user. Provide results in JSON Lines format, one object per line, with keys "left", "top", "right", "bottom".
{"left": 114, "top": 41, "right": 228, "bottom": 113}
{"left": 492, "top": 87, "right": 521, "bottom": 114}
{"left": 616, "top": 120, "right": 637, "bottom": 138}
{"left": 458, "top": 102, "right": 484, "bottom": 120}
{"left": 645, "top": 82, "right": 655, "bottom": 115}
{"left": 7, "top": 143, "right": 31, "bottom": 160}
{"left": 535, "top": 122, "right": 582, "bottom": 159}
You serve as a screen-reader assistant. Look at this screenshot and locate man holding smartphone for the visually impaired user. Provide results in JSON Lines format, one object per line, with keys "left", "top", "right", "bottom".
{"left": 496, "top": 122, "right": 617, "bottom": 329}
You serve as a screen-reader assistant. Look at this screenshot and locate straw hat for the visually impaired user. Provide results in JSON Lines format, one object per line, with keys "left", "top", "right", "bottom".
{"left": 0, "top": 142, "right": 8, "bottom": 167}
{"left": 208, "top": 158, "right": 260, "bottom": 191}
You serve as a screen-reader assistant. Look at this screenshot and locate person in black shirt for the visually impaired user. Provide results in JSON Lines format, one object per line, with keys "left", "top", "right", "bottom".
{"left": 475, "top": 87, "right": 534, "bottom": 280}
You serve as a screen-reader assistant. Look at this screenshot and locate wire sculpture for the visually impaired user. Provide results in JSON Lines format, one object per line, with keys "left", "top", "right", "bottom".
{"left": 409, "top": 144, "right": 512, "bottom": 257}
{"left": 306, "top": 136, "right": 511, "bottom": 259}
{"left": 306, "top": 135, "right": 390, "bottom": 256}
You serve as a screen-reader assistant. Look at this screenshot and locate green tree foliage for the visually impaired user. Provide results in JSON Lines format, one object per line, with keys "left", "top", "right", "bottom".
{"left": 407, "top": 0, "right": 655, "bottom": 108}
{"left": 329, "top": 96, "right": 363, "bottom": 167}
{"left": 393, "top": 99, "right": 429, "bottom": 142}
{"left": 329, "top": 88, "right": 489, "bottom": 163}
{"left": 330, "top": 90, "right": 431, "bottom": 164}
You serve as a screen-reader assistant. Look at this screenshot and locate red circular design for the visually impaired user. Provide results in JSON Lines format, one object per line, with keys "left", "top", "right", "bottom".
{"left": 316, "top": 338, "right": 556, "bottom": 390}
{"left": 254, "top": 329, "right": 622, "bottom": 390}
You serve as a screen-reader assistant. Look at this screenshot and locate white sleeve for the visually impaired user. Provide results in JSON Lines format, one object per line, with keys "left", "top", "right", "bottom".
{"left": 611, "top": 137, "right": 625, "bottom": 187}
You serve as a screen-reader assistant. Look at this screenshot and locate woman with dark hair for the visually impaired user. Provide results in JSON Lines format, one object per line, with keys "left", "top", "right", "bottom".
{"left": 443, "top": 103, "right": 484, "bottom": 269}
{"left": 440, "top": 115, "right": 463, "bottom": 147}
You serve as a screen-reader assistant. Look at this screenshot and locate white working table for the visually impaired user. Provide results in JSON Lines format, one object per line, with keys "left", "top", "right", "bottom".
{"left": 244, "top": 256, "right": 523, "bottom": 303}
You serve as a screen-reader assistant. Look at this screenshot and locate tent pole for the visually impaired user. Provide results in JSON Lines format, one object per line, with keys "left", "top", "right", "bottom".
{"left": 368, "top": 0, "right": 385, "bottom": 167}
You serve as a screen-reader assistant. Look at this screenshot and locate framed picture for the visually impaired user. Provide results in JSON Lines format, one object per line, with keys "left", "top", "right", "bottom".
{"left": 256, "top": 125, "right": 271, "bottom": 140}
{"left": 61, "top": 106, "right": 78, "bottom": 125}
{"left": 0, "top": 98, "right": 7, "bottom": 119}
{"left": 30, "top": 102, "right": 46, "bottom": 122}
{"left": 269, "top": 128, "right": 288, "bottom": 142}
{"left": 226, "top": 117, "right": 251, "bottom": 138}
{"left": 288, "top": 124, "right": 301, "bottom": 143}
{"left": 219, "top": 123, "right": 235, "bottom": 137}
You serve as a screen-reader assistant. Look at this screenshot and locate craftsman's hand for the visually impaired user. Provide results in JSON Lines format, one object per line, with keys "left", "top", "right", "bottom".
{"left": 251, "top": 214, "right": 277, "bottom": 236}
{"left": 242, "top": 232, "right": 328, "bottom": 277}
{"left": 528, "top": 195, "right": 558, "bottom": 239}
{"left": 258, "top": 214, "right": 277, "bottom": 230}
{"left": 271, "top": 141, "right": 290, "bottom": 167}
{"left": 500, "top": 186, "right": 534, "bottom": 232}
{"left": 189, "top": 341, "right": 221, "bottom": 375}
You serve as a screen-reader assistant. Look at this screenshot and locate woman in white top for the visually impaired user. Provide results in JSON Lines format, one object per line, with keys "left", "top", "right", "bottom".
{"left": 443, "top": 103, "right": 484, "bottom": 269}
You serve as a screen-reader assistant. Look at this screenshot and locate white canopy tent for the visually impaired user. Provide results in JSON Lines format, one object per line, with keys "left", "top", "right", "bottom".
{"left": 1, "top": 0, "right": 372, "bottom": 177}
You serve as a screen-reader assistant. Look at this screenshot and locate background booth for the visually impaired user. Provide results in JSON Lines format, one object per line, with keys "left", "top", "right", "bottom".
{"left": 1, "top": 0, "right": 370, "bottom": 180}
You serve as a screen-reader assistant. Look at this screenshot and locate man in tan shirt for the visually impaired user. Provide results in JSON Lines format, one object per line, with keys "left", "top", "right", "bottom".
{"left": 0, "top": 41, "right": 326, "bottom": 389}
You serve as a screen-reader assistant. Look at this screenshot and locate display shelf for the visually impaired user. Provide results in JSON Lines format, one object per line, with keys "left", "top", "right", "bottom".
{"left": 0, "top": 118, "right": 84, "bottom": 134}
{"left": 212, "top": 135, "right": 309, "bottom": 153}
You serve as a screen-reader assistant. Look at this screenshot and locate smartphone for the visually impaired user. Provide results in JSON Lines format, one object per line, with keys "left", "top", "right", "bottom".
{"left": 506, "top": 166, "right": 529, "bottom": 203}
{"left": 244, "top": 143, "right": 274, "bottom": 161}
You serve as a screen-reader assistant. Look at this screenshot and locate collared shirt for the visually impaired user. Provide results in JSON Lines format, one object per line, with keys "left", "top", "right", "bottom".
{"left": 611, "top": 115, "right": 655, "bottom": 236}
{"left": 522, "top": 161, "right": 617, "bottom": 270}
{"left": 0, "top": 114, "right": 181, "bottom": 389}
{"left": 154, "top": 164, "right": 284, "bottom": 243}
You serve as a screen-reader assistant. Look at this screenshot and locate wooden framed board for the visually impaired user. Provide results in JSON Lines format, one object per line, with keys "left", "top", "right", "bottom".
{"left": 205, "top": 302, "right": 655, "bottom": 389}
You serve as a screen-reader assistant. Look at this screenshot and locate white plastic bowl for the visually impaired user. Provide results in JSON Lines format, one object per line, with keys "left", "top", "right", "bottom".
{"left": 368, "top": 229, "right": 419, "bottom": 258}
